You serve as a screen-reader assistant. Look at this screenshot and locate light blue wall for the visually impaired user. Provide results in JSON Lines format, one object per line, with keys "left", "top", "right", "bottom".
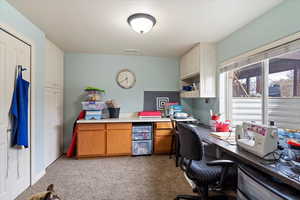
{"left": 192, "top": 0, "right": 300, "bottom": 124}
{"left": 0, "top": 0, "right": 46, "bottom": 173}
{"left": 192, "top": 99, "right": 218, "bottom": 125}
{"left": 64, "top": 53, "right": 179, "bottom": 151}
{"left": 217, "top": 0, "right": 300, "bottom": 63}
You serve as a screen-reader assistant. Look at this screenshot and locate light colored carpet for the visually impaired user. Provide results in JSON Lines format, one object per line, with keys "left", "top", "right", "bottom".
{"left": 16, "top": 155, "right": 193, "bottom": 200}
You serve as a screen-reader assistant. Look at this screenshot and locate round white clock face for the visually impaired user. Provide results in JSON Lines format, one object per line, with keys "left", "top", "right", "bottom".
{"left": 116, "top": 69, "right": 136, "bottom": 89}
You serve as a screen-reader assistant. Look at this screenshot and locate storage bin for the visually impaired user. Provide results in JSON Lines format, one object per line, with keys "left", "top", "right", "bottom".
{"left": 81, "top": 101, "right": 106, "bottom": 111}
{"left": 108, "top": 107, "right": 120, "bottom": 118}
{"left": 132, "top": 132, "right": 152, "bottom": 140}
{"left": 132, "top": 126, "right": 152, "bottom": 133}
{"left": 132, "top": 140, "right": 152, "bottom": 155}
{"left": 85, "top": 110, "right": 102, "bottom": 120}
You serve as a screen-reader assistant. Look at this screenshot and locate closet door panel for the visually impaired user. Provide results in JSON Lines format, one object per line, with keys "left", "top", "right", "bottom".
{"left": 0, "top": 29, "right": 31, "bottom": 200}
{"left": 0, "top": 38, "right": 8, "bottom": 199}
{"left": 45, "top": 89, "right": 61, "bottom": 167}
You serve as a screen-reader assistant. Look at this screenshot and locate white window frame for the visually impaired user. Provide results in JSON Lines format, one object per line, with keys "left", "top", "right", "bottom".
{"left": 221, "top": 57, "right": 300, "bottom": 126}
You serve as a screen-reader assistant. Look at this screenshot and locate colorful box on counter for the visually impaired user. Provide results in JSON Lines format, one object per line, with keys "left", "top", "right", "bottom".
{"left": 85, "top": 110, "right": 102, "bottom": 120}
{"left": 81, "top": 101, "right": 106, "bottom": 111}
{"left": 169, "top": 105, "right": 184, "bottom": 116}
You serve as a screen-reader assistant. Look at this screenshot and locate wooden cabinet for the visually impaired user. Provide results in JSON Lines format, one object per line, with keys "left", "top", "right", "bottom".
{"left": 106, "top": 123, "right": 132, "bottom": 156}
{"left": 77, "top": 123, "right": 132, "bottom": 158}
{"left": 154, "top": 135, "right": 172, "bottom": 153}
{"left": 77, "top": 130, "right": 106, "bottom": 157}
{"left": 106, "top": 130, "right": 131, "bottom": 156}
{"left": 107, "top": 123, "right": 132, "bottom": 130}
{"left": 155, "top": 122, "right": 172, "bottom": 129}
{"left": 180, "top": 43, "right": 216, "bottom": 98}
{"left": 154, "top": 122, "right": 173, "bottom": 154}
{"left": 77, "top": 123, "right": 106, "bottom": 158}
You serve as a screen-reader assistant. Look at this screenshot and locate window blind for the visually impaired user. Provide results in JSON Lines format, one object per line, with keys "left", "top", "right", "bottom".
{"left": 220, "top": 38, "right": 300, "bottom": 73}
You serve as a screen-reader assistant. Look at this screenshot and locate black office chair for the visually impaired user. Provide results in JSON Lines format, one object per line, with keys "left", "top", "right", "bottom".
{"left": 175, "top": 123, "right": 237, "bottom": 200}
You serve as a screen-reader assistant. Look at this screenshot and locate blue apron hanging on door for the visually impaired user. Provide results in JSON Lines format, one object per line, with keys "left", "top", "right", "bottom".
{"left": 10, "top": 66, "right": 30, "bottom": 148}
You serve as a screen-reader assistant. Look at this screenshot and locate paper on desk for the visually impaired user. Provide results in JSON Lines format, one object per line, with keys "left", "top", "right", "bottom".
{"left": 210, "top": 132, "right": 236, "bottom": 145}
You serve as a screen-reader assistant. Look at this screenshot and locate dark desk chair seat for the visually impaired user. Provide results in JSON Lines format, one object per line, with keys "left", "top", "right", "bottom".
{"left": 175, "top": 123, "right": 237, "bottom": 200}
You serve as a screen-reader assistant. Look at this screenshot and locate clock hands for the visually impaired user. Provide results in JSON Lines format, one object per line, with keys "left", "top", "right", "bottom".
{"left": 119, "top": 77, "right": 128, "bottom": 83}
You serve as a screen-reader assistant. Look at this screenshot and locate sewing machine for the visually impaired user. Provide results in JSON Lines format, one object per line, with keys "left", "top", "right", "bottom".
{"left": 236, "top": 122, "right": 278, "bottom": 158}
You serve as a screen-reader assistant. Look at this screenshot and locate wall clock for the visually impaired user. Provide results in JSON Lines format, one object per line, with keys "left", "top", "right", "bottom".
{"left": 116, "top": 69, "right": 136, "bottom": 89}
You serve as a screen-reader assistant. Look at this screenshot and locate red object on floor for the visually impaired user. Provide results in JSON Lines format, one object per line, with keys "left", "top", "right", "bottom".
{"left": 138, "top": 111, "right": 161, "bottom": 117}
{"left": 66, "top": 110, "right": 85, "bottom": 157}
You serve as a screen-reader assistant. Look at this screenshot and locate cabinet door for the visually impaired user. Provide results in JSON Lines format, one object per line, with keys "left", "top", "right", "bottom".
{"left": 154, "top": 135, "right": 172, "bottom": 154}
{"left": 180, "top": 54, "right": 187, "bottom": 78}
{"left": 45, "top": 39, "right": 63, "bottom": 89}
{"left": 155, "top": 122, "right": 172, "bottom": 129}
{"left": 199, "top": 43, "right": 216, "bottom": 97}
{"left": 77, "top": 130, "right": 106, "bottom": 157}
{"left": 191, "top": 45, "right": 200, "bottom": 74}
{"left": 106, "top": 130, "right": 131, "bottom": 155}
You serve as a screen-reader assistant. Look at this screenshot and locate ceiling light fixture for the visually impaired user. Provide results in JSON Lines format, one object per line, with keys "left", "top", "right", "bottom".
{"left": 127, "top": 13, "right": 156, "bottom": 34}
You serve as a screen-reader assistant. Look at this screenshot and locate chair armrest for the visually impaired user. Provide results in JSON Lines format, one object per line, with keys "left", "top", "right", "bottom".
{"left": 207, "top": 160, "right": 237, "bottom": 189}
{"left": 206, "top": 160, "right": 235, "bottom": 167}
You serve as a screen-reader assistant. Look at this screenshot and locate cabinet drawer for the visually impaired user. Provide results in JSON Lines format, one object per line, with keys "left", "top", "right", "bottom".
{"left": 106, "top": 130, "right": 131, "bottom": 155}
{"left": 77, "top": 130, "right": 106, "bottom": 157}
{"left": 155, "top": 122, "right": 172, "bottom": 129}
{"left": 107, "top": 129, "right": 131, "bottom": 135}
{"left": 154, "top": 135, "right": 172, "bottom": 154}
{"left": 155, "top": 129, "right": 173, "bottom": 136}
{"left": 107, "top": 123, "right": 132, "bottom": 130}
{"left": 77, "top": 123, "right": 105, "bottom": 131}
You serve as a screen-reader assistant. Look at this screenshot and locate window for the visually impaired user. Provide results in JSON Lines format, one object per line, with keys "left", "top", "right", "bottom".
{"left": 221, "top": 50, "right": 300, "bottom": 129}
{"left": 267, "top": 52, "right": 300, "bottom": 129}
{"left": 230, "top": 63, "right": 263, "bottom": 126}
{"left": 269, "top": 55, "right": 300, "bottom": 97}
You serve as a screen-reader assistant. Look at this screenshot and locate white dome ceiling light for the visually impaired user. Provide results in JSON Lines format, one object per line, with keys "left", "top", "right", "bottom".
{"left": 127, "top": 13, "right": 156, "bottom": 34}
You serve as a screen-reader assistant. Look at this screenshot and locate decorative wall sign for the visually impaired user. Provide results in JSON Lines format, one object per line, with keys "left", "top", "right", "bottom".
{"left": 143, "top": 91, "right": 180, "bottom": 111}
{"left": 156, "top": 97, "right": 169, "bottom": 110}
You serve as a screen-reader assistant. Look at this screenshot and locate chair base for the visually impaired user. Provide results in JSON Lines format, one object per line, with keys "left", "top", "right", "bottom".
{"left": 175, "top": 194, "right": 231, "bottom": 200}
{"left": 175, "top": 194, "right": 200, "bottom": 200}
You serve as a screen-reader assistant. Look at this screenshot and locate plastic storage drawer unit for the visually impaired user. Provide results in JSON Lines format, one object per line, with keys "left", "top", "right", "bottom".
{"left": 132, "top": 125, "right": 152, "bottom": 133}
{"left": 132, "top": 140, "right": 152, "bottom": 155}
{"left": 132, "top": 132, "right": 152, "bottom": 140}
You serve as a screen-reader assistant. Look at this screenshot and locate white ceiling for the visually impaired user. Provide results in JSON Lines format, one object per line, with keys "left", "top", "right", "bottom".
{"left": 8, "top": 0, "right": 283, "bottom": 57}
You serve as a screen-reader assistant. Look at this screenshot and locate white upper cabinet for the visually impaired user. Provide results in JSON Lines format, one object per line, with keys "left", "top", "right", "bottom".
{"left": 180, "top": 45, "right": 200, "bottom": 78}
{"left": 45, "top": 39, "right": 64, "bottom": 90}
{"left": 180, "top": 43, "right": 216, "bottom": 98}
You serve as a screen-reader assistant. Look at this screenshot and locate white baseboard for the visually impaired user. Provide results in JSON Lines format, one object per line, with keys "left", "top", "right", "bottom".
{"left": 31, "top": 170, "right": 46, "bottom": 185}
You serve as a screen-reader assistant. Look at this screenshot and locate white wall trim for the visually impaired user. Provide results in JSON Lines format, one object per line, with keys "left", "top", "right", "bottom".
{"left": 0, "top": 22, "right": 42, "bottom": 186}
{"left": 31, "top": 169, "right": 46, "bottom": 185}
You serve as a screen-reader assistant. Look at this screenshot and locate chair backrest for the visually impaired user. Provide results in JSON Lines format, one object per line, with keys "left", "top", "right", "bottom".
{"left": 177, "top": 123, "right": 203, "bottom": 161}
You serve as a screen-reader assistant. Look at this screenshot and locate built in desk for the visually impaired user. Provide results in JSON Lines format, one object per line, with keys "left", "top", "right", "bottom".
{"left": 193, "top": 124, "right": 300, "bottom": 192}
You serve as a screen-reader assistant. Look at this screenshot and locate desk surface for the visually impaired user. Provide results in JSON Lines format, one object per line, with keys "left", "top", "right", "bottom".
{"left": 194, "top": 125, "right": 300, "bottom": 191}
{"left": 77, "top": 117, "right": 197, "bottom": 123}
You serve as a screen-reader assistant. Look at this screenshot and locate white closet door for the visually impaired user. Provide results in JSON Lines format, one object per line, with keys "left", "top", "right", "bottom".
{"left": 0, "top": 29, "right": 31, "bottom": 200}
{"left": 44, "top": 39, "right": 63, "bottom": 168}
{"left": 45, "top": 89, "right": 62, "bottom": 167}
{"left": 0, "top": 29, "right": 8, "bottom": 200}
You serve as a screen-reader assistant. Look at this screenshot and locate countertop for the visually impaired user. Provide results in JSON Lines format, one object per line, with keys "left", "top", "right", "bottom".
{"left": 77, "top": 117, "right": 197, "bottom": 123}
{"left": 193, "top": 125, "right": 300, "bottom": 192}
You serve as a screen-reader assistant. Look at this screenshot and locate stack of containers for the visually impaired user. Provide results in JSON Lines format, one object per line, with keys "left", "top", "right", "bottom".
{"left": 81, "top": 87, "right": 106, "bottom": 120}
{"left": 132, "top": 123, "right": 153, "bottom": 156}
